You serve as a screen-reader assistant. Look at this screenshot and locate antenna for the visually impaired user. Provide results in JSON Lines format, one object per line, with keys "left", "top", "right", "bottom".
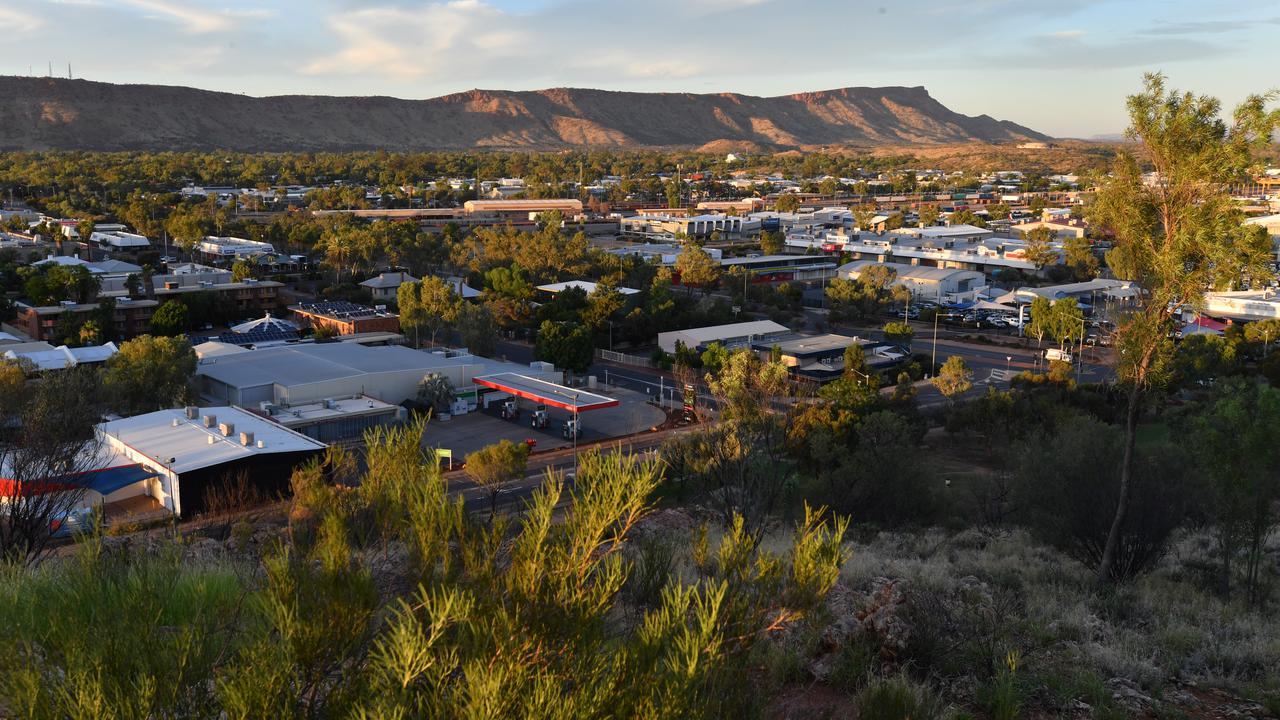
{"left": 68, "top": 63, "right": 72, "bottom": 79}
{"left": 47, "top": 61, "right": 52, "bottom": 77}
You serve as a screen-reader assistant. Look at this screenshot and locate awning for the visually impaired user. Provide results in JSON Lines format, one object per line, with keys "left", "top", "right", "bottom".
{"left": 0, "top": 464, "right": 158, "bottom": 498}
{"left": 473, "top": 373, "right": 619, "bottom": 412}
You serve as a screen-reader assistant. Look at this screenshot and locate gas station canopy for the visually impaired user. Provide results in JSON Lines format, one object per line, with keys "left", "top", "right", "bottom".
{"left": 473, "top": 373, "right": 619, "bottom": 412}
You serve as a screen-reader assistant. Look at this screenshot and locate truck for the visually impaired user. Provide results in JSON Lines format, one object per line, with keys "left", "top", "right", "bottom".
{"left": 1044, "top": 348, "right": 1073, "bottom": 363}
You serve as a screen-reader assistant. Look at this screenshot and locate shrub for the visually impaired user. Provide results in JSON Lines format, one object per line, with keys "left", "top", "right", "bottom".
{"left": 855, "top": 674, "right": 949, "bottom": 720}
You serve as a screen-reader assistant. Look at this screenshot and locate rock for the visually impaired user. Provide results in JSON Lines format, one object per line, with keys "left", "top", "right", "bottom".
{"left": 1107, "top": 677, "right": 1154, "bottom": 712}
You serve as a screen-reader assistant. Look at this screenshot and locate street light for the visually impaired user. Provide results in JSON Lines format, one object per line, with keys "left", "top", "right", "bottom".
{"left": 1005, "top": 355, "right": 1012, "bottom": 380}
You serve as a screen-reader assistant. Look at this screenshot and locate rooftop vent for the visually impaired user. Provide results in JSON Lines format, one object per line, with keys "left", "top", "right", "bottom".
{"left": 201, "top": 414, "right": 216, "bottom": 428}
{"left": 218, "top": 422, "right": 235, "bottom": 437}
{"left": 239, "top": 431, "right": 254, "bottom": 447}
{"left": 185, "top": 406, "right": 198, "bottom": 420}
{"left": 256, "top": 439, "right": 266, "bottom": 449}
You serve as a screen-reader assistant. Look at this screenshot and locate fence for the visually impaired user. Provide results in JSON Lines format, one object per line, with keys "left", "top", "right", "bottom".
{"left": 595, "top": 349, "right": 655, "bottom": 368}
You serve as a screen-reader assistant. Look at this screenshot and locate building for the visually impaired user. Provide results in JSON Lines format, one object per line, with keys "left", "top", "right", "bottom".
{"left": 536, "top": 280, "right": 639, "bottom": 296}
{"left": 607, "top": 243, "right": 723, "bottom": 266}
{"left": 207, "top": 313, "right": 301, "bottom": 347}
{"left": 89, "top": 230, "right": 151, "bottom": 251}
{"left": 837, "top": 228, "right": 1040, "bottom": 274}
{"left": 195, "top": 341, "right": 563, "bottom": 410}
{"left": 1011, "top": 219, "right": 1088, "bottom": 240}
{"left": 289, "top": 301, "right": 400, "bottom": 336}
{"left": 839, "top": 260, "right": 986, "bottom": 299}
{"left": 1203, "top": 290, "right": 1280, "bottom": 322}
{"left": 263, "top": 395, "right": 404, "bottom": 444}
{"left": 750, "top": 334, "right": 910, "bottom": 383}
{"left": 2, "top": 342, "right": 118, "bottom": 371}
{"left": 12, "top": 298, "right": 158, "bottom": 342}
{"left": 96, "top": 406, "right": 328, "bottom": 518}
{"left": 462, "top": 199, "right": 583, "bottom": 220}
{"left": 658, "top": 320, "right": 790, "bottom": 354}
{"left": 359, "top": 271, "right": 419, "bottom": 302}
{"left": 620, "top": 213, "right": 761, "bottom": 241}
{"left": 719, "top": 255, "right": 839, "bottom": 282}
{"left": 33, "top": 255, "right": 143, "bottom": 278}
{"left": 197, "top": 236, "right": 276, "bottom": 259}
{"left": 697, "top": 199, "right": 764, "bottom": 214}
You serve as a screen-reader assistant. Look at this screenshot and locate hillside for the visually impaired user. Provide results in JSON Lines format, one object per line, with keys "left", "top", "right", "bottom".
{"left": 0, "top": 77, "right": 1048, "bottom": 152}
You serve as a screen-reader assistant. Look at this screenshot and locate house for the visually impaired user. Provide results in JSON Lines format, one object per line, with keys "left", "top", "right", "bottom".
{"left": 89, "top": 230, "right": 151, "bottom": 251}
{"left": 463, "top": 199, "right": 583, "bottom": 220}
{"left": 536, "top": 280, "right": 639, "bottom": 297}
{"left": 359, "top": 271, "right": 419, "bottom": 302}
{"left": 1012, "top": 219, "right": 1088, "bottom": 240}
{"left": 2, "top": 342, "right": 118, "bottom": 371}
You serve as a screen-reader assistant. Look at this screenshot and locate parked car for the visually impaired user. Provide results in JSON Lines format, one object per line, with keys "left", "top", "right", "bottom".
{"left": 49, "top": 506, "right": 100, "bottom": 539}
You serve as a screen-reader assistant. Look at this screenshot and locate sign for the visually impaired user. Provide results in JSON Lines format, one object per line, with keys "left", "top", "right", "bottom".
{"left": 434, "top": 448, "right": 453, "bottom": 470}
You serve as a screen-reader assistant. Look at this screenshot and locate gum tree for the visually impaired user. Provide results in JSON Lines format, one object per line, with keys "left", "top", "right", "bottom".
{"left": 1090, "top": 73, "right": 1279, "bottom": 583}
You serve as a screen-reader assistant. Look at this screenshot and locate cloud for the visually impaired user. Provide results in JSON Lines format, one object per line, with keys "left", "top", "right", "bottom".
{"left": 1050, "top": 29, "right": 1085, "bottom": 39}
{"left": 305, "top": 1, "right": 530, "bottom": 79}
{"left": 0, "top": 6, "right": 43, "bottom": 31}
{"left": 117, "top": 0, "right": 274, "bottom": 34}
{"left": 1138, "top": 18, "right": 1280, "bottom": 35}
{"left": 1004, "top": 32, "right": 1225, "bottom": 70}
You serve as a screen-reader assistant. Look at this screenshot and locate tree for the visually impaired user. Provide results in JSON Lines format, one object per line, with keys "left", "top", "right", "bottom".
{"left": 774, "top": 193, "right": 800, "bottom": 213}
{"left": 0, "top": 367, "right": 106, "bottom": 566}
{"left": 397, "top": 277, "right": 460, "bottom": 348}
{"left": 699, "top": 342, "right": 731, "bottom": 377}
{"left": 1088, "top": 74, "right": 1279, "bottom": 584}
{"left": 697, "top": 350, "right": 795, "bottom": 537}
{"left": 124, "top": 273, "right": 143, "bottom": 298}
{"left": 1048, "top": 298, "right": 1084, "bottom": 351}
{"left": 759, "top": 230, "right": 783, "bottom": 255}
{"left": 986, "top": 203, "right": 1011, "bottom": 221}
{"left": 674, "top": 245, "right": 721, "bottom": 295}
{"left": 918, "top": 205, "right": 940, "bottom": 228}
{"left": 883, "top": 321, "right": 914, "bottom": 346}
{"left": 1243, "top": 318, "right": 1280, "bottom": 355}
{"left": 1025, "top": 296, "right": 1053, "bottom": 355}
{"left": 851, "top": 205, "right": 877, "bottom": 231}
{"left": 932, "top": 356, "right": 973, "bottom": 403}
{"left": 464, "top": 439, "right": 530, "bottom": 521}
{"left": 456, "top": 302, "right": 497, "bottom": 357}
{"left": 1023, "top": 226, "right": 1060, "bottom": 270}
{"left": 949, "top": 208, "right": 986, "bottom": 228}
{"left": 231, "top": 260, "right": 256, "bottom": 282}
{"left": 535, "top": 320, "right": 594, "bottom": 374}
{"left": 416, "top": 372, "right": 456, "bottom": 413}
{"left": 1062, "top": 235, "right": 1099, "bottom": 280}
{"left": 1186, "top": 379, "right": 1280, "bottom": 604}
{"left": 102, "top": 335, "right": 197, "bottom": 416}
{"left": 150, "top": 299, "right": 189, "bottom": 336}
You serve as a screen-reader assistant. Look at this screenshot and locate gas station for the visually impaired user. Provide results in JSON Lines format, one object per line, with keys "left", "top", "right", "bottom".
{"left": 473, "top": 373, "right": 620, "bottom": 440}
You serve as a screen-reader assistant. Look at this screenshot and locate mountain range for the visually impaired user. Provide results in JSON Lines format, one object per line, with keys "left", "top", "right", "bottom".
{"left": 0, "top": 77, "right": 1049, "bottom": 152}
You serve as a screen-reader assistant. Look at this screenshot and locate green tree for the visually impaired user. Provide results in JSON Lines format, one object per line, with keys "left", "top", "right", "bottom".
{"left": 1048, "top": 298, "right": 1084, "bottom": 351}
{"left": 918, "top": 205, "right": 940, "bottom": 228}
{"left": 674, "top": 245, "right": 721, "bottom": 295}
{"left": 1062, "top": 235, "right": 1100, "bottom": 280}
{"left": 949, "top": 208, "right": 986, "bottom": 228}
{"left": 932, "top": 356, "right": 973, "bottom": 403}
{"left": 231, "top": 260, "right": 256, "bottom": 282}
{"left": 759, "top": 230, "right": 783, "bottom": 255}
{"left": 464, "top": 439, "right": 531, "bottom": 521}
{"left": 699, "top": 342, "right": 731, "bottom": 377}
{"left": 883, "top": 321, "right": 914, "bottom": 346}
{"left": 987, "top": 202, "right": 1011, "bottom": 221}
{"left": 1088, "top": 74, "right": 1279, "bottom": 583}
{"left": 535, "top": 320, "right": 594, "bottom": 374}
{"left": 774, "top": 193, "right": 800, "bottom": 213}
{"left": 102, "top": 335, "right": 198, "bottom": 415}
{"left": 398, "top": 277, "right": 460, "bottom": 348}
{"left": 1187, "top": 379, "right": 1280, "bottom": 604}
{"left": 1023, "top": 226, "right": 1060, "bottom": 270}
{"left": 149, "top": 299, "right": 189, "bottom": 336}
{"left": 456, "top": 302, "right": 497, "bottom": 357}
{"left": 416, "top": 372, "right": 456, "bottom": 412}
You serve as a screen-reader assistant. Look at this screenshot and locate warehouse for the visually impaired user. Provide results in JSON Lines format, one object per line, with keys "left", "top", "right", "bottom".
{"left": 97, "top": 406, "right": 327, "bottom": 518}
{"left": 196, "top": 342, "right": 563, "bottom": 409}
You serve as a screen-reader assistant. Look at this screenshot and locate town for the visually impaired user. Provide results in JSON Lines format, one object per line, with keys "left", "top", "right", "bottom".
{"left": 2, "top": 9, "right": 1280, "bottom": 711}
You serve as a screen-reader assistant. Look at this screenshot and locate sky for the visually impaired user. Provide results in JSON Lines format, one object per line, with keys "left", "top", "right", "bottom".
{"left": 1, "top": 0, "right": 1277, "bottom": 138}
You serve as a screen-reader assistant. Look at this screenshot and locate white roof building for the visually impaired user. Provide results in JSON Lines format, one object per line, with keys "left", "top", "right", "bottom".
{"left": 838, "top": 260, "right": 986, "bottom": 298}
{"left": 90, "top": 230, "right": 151, "bottom": 250}
{"left": 3, "top": 342, "right": 118, "bottom": 370}
{"left": 197, "top": 236, "right": 276, "bottom": 258}
{"left": 97, "top": 406, "right": 327, "bottom": 517}
{"left": 536, "top": 280, "right": 639, "bottom": 296}
{"left": 658, "top": 320, "right": 790, "bottom": 353}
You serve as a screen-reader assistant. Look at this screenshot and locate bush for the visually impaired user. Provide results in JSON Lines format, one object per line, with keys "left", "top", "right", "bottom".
{"left": 855, "top": 675, "right": 950, "bottom": 720}
{"left": 1014, "top": 415, "right": 1193, "bottom": 581}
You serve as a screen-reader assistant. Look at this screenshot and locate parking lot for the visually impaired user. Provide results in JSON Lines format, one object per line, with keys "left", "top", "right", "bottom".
{"left": 420, "top": 386, "right": 667, "bottom": 462}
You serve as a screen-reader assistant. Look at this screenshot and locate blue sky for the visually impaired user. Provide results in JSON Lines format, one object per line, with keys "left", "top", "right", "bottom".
{"left": 1, "top": 0, "right": 1277, "bottom": 137}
